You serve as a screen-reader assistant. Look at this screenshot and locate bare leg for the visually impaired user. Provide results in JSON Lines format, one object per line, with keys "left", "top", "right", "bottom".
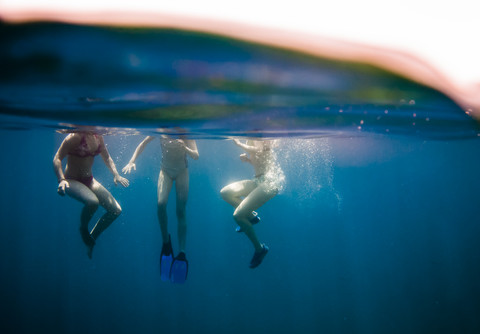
{"left": 220, "top": 180, "right": 257, "bottom": 220}
{"left": 233, "top": 184, "right": 278, "bottom": 252}
{"left": 89, "top": 179, "right": 122, "bottom": 241}
{"left": 157, "top": 169, "right": 174, "bottom": 244}
{"left": 175, "top": 168, "right": 189, "bottom": 253}
{"left": 64, "top": 179, "right": 99, "bottom": 257}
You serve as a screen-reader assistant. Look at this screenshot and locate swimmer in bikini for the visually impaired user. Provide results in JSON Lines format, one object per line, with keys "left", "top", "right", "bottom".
{"left": 53, "top": 131, "right": 129, "bottom": 259}
{"left": 221, "top": 139, "right": 283, "bottom": 268}
{"left": 123, "top": 131, "right": 199, "bottom": 282}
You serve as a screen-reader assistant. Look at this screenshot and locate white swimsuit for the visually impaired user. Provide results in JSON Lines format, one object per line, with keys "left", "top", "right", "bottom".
{"left": 160, "top": 138, "right": 188, "bottom": 179}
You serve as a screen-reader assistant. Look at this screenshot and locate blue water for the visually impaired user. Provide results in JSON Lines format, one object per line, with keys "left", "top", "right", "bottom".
{"left": 1, "top": 22, "right": 480, "bottom": 334}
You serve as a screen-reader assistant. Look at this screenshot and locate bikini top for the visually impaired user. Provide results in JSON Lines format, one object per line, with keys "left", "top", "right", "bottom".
{"left": 69, "top": 134, "right": 102, "bottom": 158}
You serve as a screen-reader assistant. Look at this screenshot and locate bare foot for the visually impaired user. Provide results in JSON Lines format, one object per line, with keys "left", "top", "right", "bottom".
{"left": 79, "top": 227, "right": 95, "bottom": 259}
{"left": 87, "top": 243, "right": 94, "bottom": 259}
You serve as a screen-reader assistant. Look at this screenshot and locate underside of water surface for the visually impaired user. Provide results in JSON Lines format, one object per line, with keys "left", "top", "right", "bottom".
{"left": 0, "top": 21, "right": 479, "bottom": 138}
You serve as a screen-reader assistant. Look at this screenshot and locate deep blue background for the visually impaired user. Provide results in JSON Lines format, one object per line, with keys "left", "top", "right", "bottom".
{"left": 0, "top": 129, "right": 479, "bottom": 334}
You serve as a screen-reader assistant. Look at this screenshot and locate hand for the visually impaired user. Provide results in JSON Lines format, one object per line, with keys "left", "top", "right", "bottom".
{"left": 233, "top": 139, "right": 241, "bottom": 146}
{"left": 114, "top": 175, "right": 130, "bottom": 187}
{"left": 122, "top": 162, "right": 136, "bottom": 174}
{"left": 174, "top": 139, "right": 186, "bottom": 149}
{"left": 57, "top": 179, "right": 69, "bottom": 196}
{"left": 239, "top": 153, "right": 249, "bottom": 162}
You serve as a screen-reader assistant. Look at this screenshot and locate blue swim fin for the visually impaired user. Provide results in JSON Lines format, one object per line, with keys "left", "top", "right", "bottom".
{"left": 236, "top": 211, "right": 261, "bottom": 233}
{"left": 160, "top": 235, "right": 174, "bottom": 281}
{"left": 170, "top": 252, "right": 188, "bottom": 284}
{"left": 249, "top": 244, "right": 269, "bottom": 269}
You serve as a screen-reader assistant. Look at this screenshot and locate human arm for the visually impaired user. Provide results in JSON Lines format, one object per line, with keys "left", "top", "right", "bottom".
{"left": 99, "top": 136, "right": 129, "bottom": 187}
{"left": 182, "top": 139, "right": 199, "bottom": 160}
{"left": 53, "top": 134, "right": 80, "bottom": 195}
{"left": 122, "top": 136, "right": 155, "bottom": 174}
{"left": 233, "top": 139, "right": 265, "bottom": 154}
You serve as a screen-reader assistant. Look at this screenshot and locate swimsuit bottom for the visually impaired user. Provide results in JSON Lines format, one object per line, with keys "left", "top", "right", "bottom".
{"left": 162, "top": 165, "right": 187, "bottom": 180}
{"left": 70, "top": 175, "right": 94, "bottom": 188}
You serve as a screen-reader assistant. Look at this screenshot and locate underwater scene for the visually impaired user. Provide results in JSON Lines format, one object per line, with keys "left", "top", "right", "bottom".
{"left": 1, "top": 22, "right": 480, "bottom": 334}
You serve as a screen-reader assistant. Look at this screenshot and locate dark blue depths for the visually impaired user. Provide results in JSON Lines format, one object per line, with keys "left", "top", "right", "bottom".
{"left": 0, "top": 130, "right": 479, "bottom": 334}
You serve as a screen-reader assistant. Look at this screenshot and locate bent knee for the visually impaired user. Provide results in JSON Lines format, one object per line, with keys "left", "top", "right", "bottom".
{"left": 85, "top": 198, "right": 100, "bottom": 211}
{"left": 220, "top": 187, "right": 232, "bottom": 200}
{"left": 233, "top": 208, "right": 248, "bottom": 222}
{"left": 108, "top": 204, "right": 122, "bottom": 218}
{"left": 110, "top": 205, "right": 122, "bottom": 217}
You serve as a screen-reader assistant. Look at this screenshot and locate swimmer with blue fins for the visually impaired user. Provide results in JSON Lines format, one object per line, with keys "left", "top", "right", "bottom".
{"left": 123, "top": 129, "right": 199, "bottom": 283}
{"left": 221, "top": 138, "right": 282, "bottom": 268}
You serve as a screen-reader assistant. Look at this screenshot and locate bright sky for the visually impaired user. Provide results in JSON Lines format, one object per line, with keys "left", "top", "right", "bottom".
{"left": 2, "top": 0, "right": 480, "bottom": 88}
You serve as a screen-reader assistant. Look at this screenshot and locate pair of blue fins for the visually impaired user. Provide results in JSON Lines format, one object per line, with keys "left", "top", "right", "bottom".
{"left": 160, "top": 235, "right": 188, "bottom": 284}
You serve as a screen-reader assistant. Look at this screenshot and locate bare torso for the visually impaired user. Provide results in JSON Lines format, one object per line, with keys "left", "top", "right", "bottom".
{"left": 247, "top": 140, "right": 274, "bottom": 177}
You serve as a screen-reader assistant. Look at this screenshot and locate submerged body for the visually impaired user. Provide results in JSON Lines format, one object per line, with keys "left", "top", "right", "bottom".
{"left": 123, "top": 133, "right": 199, "bottom": 282}
{"left": 53, "top": 132, "right": 129, "bottom": 258}
{"left": 221, "top": 139, "right": 283, "bottom": 268}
